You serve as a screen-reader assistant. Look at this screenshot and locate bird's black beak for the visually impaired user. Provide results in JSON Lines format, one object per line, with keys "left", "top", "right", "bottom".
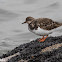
{"left": 22, "top": 21, "right": 26, "bottom": 24}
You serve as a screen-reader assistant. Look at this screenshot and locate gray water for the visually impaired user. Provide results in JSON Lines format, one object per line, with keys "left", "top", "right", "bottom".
{"left": 0, "top": 0, "right": 62, "bottom": 56}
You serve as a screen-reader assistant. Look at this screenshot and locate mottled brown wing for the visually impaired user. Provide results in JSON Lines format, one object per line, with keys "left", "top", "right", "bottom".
{"left": 37, "top": 18, "right": 62, "bottom": 30}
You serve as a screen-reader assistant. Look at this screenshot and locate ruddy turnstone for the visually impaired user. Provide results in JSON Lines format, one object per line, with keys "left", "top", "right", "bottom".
{"left": 22, "top": 16, "right": 62, "bottom": 42}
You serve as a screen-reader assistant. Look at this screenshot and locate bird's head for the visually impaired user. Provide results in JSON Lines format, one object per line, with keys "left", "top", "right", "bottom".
{"left": 22, "top": 16, "right": 34, "bottom": 24}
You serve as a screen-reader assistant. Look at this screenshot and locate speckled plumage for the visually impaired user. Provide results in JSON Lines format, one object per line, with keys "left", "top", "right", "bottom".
{"left": 22, "top": 16, "right": 62, "bottom": 36}
{"left": 28, "top": 18, "right": 62, "bottom": 30}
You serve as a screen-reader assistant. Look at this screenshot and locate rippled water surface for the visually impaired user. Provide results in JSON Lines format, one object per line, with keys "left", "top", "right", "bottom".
{"left": 0, "top": 0, "right": 62, "bottom": 55}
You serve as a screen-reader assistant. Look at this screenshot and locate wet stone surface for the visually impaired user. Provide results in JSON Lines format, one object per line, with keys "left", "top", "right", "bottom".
{"left": 0, "top": 36, "right": 62, "bottom": 62}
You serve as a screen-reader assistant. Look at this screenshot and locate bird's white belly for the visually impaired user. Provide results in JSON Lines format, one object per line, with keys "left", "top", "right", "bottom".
{"left": 28, "top": 27, "right": 52, "bottom": 36}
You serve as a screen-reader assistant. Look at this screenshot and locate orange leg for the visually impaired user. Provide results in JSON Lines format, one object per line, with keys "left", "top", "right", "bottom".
{"left": 39, "top": 35, "right": 48, "bottom": 42}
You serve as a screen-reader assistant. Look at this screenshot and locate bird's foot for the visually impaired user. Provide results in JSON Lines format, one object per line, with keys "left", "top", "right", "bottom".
{"left": 39, "top": 35, "right": 48, "bottom": 42}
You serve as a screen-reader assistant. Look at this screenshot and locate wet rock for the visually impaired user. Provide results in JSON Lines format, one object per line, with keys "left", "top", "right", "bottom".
{"left": 0, "top": 36, "right": 62, "bottom": 62}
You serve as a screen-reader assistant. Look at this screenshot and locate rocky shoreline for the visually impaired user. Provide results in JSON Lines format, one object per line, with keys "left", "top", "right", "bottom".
{"left": 0, "top": 36, "right": 62, "bottom": 62}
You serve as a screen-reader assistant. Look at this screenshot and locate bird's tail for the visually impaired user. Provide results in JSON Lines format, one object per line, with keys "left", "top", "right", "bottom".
{"left": 50, "top": 26, "right": 62, "bottom": 32}
{"left": 61, "top": 23, "right": 62, "bottom": 25}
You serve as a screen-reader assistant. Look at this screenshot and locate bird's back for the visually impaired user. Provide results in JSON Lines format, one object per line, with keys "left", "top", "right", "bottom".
{"left": 29, "top": 18, "right": 62, "bottom": 30}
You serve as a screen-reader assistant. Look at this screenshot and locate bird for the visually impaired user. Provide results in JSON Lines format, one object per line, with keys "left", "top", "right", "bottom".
{"left": 22, "top": 16, "right": 62, "bottom": 42}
